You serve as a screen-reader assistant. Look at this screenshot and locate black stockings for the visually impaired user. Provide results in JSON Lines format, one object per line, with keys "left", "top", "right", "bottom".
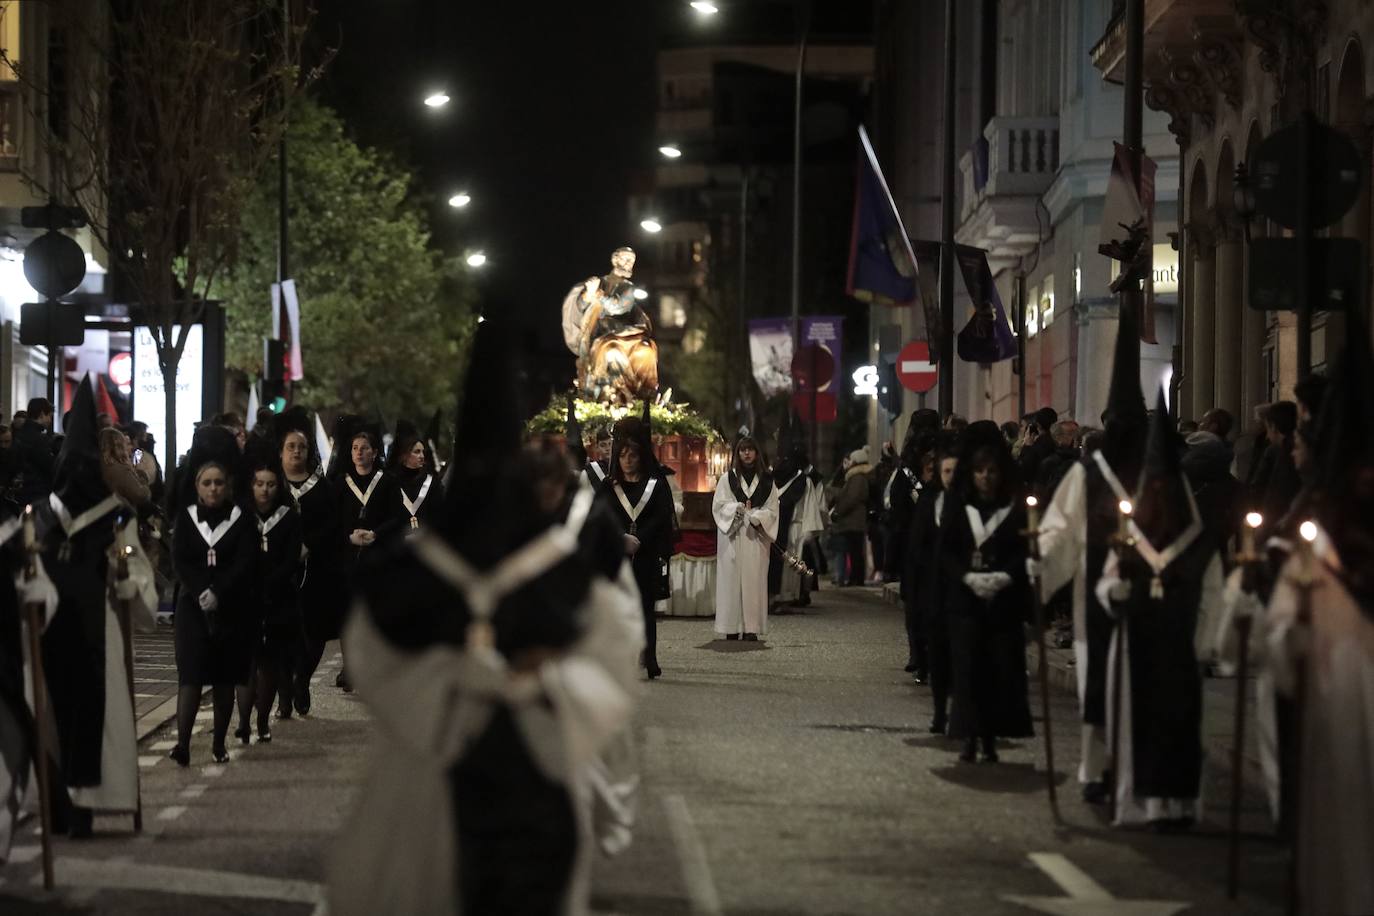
{"left": 174, "top": 684, "right": 236, "bottom": 753}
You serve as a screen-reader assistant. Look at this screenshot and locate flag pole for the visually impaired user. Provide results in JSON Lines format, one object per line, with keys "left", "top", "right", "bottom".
{"left": 937, "top": 0, "right": 957, "bottom": 418}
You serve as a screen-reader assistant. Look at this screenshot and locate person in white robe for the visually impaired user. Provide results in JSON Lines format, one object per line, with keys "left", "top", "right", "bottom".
{"left": 713, "top": 434, "right": 778, "bottom": 640}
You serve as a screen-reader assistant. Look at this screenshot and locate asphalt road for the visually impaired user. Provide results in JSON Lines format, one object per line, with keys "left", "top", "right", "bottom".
{"left": 1, "top": 586, "right": 1287, "bottom": 914}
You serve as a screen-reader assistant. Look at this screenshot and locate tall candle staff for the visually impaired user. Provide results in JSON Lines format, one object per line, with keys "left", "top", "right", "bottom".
{"left": 1021, "top": 495, "right": 1060, "bottom": 822}
{"left": 1227, "top": 511, "right": 1263, "bottom": 899}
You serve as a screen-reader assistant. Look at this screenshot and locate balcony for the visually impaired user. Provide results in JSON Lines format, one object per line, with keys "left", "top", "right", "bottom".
{"left": 956, "top": 116, "right": 1060, "bottom": 270}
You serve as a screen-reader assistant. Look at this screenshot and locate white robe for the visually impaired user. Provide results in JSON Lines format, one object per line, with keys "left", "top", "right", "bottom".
{"left": 1037, "top": 461, "right": 1109, "bottom": 782}
{"left": 1214, "top": 566, "right": 1281, "bottom": 824}
{"left": 1266, "top": 527, "right": 1374, "bottom": 916}
{"left": 778, "top": 476, "right": 824, "bottom": 603}
{"left": 68, "top": 518, "right": 158, "bottom": 813}
{"left": 328, "top": 549, "right": 643, "bottom": 916}
{"left": 712, "top": 473, "right": 779, "bottom": 637}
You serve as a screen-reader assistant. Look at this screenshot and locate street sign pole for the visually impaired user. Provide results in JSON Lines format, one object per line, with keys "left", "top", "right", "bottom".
{"left": 937, "top": 0, "right": 957, "bottom": 418}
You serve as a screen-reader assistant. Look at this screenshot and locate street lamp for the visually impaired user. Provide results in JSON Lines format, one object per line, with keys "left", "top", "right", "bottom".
{"left": 640, "top": 218, "right": 663, "bottom": 233}
{"left": 658, "top": 144, "right": 683, "bottom": 159}
{"left": 448, "top": 192, "right": 472, "bottom": 209}
{"left": 466, "top": 251, "right": 487, "bottom": 268}
{"left": 689, "top": 1, "right": 719, "bottom": 14}
{"left": 423, "top": 91, "right": 451, "bottom": 109}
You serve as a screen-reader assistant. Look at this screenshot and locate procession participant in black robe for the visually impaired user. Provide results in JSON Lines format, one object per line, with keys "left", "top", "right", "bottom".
{"left": 893, "top": 424, "right": 939, "bottom": 673}
{"left": 32, "top": 377, "right": 155, "bottom": 836}
{"left": 275, "top": 408, "right": 345, "bottom": 717}
{"left": 326, "top": 415, "right": 395, "bottom": 694}
{"left": 768, "top": 414, "right": 809, "bottom": 604}
{"left": 1036, "top": 304, "right": 1150, "bottom": 803}
{"left": 1095, "top": 390, "right": 1223, "bottom": 828}
{"left": 380, "top": 424, "right": 442, "bottom": 543}
{"left": 169, "top": 427, "right": 257, "bottom": 766}
{"left": 601, "top": 408, "right": 674, "bottom": 680}
{"left": 938, "top": 422, "right": 1033, "bottom": 763}
{"left": 327, "top": 319, "right": 641, "bottom": 916}
{"left": 909, "top": 434, "right": 959, "bottom": 727}
{"left": 233, "top": 456, "right": 302, "bottom": 745}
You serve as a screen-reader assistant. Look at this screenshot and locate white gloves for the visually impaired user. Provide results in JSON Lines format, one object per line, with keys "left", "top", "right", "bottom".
{"left": 1024, "top": 558, "right": 1042, "bottom": 580}
{"left": 624, "top": 533, "right": 641, "bottom": 556}
{"left": 198, "top": 588, "right": 219, "bottom": 612}
{"left": 963, "top": 571, "right": 1013, "bottom": 600}
{"left": 349, "top": 529, "right": 375, "bottom": 547}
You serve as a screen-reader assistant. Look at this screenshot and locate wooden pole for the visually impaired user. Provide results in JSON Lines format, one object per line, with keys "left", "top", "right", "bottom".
{"left": 22, "top": 510, "right": 55, "bottom": 890}
{"left": 1022, "top": 497, "right": 1061, "bottom": 823}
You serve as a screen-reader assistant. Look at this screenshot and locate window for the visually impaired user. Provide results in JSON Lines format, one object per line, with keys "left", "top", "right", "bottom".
{"left": 1026, "top": 285, "right": 1040, "bottom": 338}
{"left": 1040, "top": 274, "right": 1054, "bottom": 328}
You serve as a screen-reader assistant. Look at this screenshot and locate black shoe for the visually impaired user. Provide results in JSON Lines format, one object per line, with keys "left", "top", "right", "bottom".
{"left": 68, "top": 807, "right": 94, "bottom": 839}
{"left": 294, "top": 686, "right": 311, "bottom": 717}
{"left": 904, "top": 660, "right": 918, "bottom": 673}
{"left": 276, "top": 703, "right": 293, "bottom": 720}
{"left": 335, "top": 671, "right": 353, "bottom": 693}
{"left": 1082, "top": 780, "right": 1110, "bottom": 805}
{"left": 959, "top": 740, "right": 977, "bottom": 763}
{"left": 257, "top": 729, "right": 272, "bottom": 744}
{"left": 646, "top": 661, "right": 662, "bottom": 680}
{"left": 743, "top": 633, "right": 759, "bottom": 641}
{"left": 928, "top": 715, "right": 947, "bottom": 735}
{"left": 981, "top": 750, "right": 1000, "bottom": 764}
{"left": 211, "top": 746, "right": 230, "bottom": 764}
{"left": 725, "top": 634, "right": 739, "bottom": 641}
{"left": 168, "top": 744, "right": 190, "bottom": 767}
{"left": 234, "top": 725, "right": 251, "bottom": 745}
{"left": 912, "top": 668, "right": 928, "bottom": 685}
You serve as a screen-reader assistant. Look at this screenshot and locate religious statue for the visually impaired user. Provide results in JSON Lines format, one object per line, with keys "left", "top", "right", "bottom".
{"left": 561, "top": 246, "right": 659, "bottom": 404}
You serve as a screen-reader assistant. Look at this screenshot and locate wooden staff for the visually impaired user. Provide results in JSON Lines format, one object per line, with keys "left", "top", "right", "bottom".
{"left": 21, "top": 508, "right": 55, "bottom": 890}
{"left": 1227, "top": 511, "right": 1264, "bottom": 900}
{"left": 111, "top": 541, "right": 143, "bottom": 832}
{"left": 1022, "top": 495, "right": 1060, "bottom": 823}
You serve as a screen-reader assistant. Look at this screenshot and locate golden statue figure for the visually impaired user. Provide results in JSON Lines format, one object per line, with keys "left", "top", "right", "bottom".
{"left": 561, "top": 246, "right": 659, "bottom": 404}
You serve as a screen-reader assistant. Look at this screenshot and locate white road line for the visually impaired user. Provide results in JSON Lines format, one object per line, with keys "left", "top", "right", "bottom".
{"left": 32, "top": 858, "right": 324, "bottom": 907}
{"left": 662, "top": 794, "right": 722, "bottom": 915}
{"left": 137, "top": 755, "right": 161, "bottom": 769}
{"left": 202, "top": 764, "right": 226, "bottom": 778}
{"left": 1028, "top": 853, "right": 1112, "bottom": 901}
{"left": 156, "top": 806, "right": 187, "bottom": 821}
{"left": 1003, "top": 853, "right": 1191, "bottom": 916}
{"left": 179, "top": 784, "right": 208, "bottom": 799}
{"left": 150, "top": 740, "right": 178, "bottom": 751}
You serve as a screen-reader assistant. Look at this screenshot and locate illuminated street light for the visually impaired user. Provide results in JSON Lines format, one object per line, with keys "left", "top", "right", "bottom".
{"left": 658, "top": 144, "right": 683, "bottom": 159}
{"left": 466, "top": 252, "right": 487, "bottom": 268}
{"left": 640, "top": 218, "right": 663, "bottom": 233}
{"left": 423, "top": 91, "right": 451, "bottom": 108}
{"left": 690, "top": 1, "right": 719, "bottom": 14}
{"left": 448, "top": 192, "right": 472, "bottom": 208}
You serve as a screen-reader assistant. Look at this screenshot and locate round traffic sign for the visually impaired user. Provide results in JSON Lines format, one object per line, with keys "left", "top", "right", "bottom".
{"left": 23, "top": 230, "right": 87, "bottom": 299}
{"left": 1251, "top": 114, "right": 1363, "bottom": 231}
{"left": 791, "top": 342, "right": 836, "bottom": 390}
{"left": 896, "top": 340, "right": 938, "bottom": 393}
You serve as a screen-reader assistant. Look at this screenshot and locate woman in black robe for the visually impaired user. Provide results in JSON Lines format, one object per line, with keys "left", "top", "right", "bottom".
{"left": 277, "top": 411, "right": 345, "bottom": 716}
{"left": 379, "top": 428, "right": 443, "bottom": 543}
{"left": 600, "top": 414, "right": 674, "bottom": 679}
{"left": 233, "top": 457, "right": 302, "bottom": 745}
{"left": 938, "top": 423, "right": 1033, "bottom": 763}
{"left": 169, "top": 435, "right": 257, "bottom": 766}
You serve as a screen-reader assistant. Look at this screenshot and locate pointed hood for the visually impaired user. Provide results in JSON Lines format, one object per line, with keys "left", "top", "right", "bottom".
{"left": 773, "top": 411, "right": 809, "bottom": 480}
{"left": 641, "top": 397, "right": 652, "bottom": 432}
{"left": 565, "top": 393, "right": 587, "bottom": 466}
{"left": 1131, "top": 387, "right": 1197, "bottom": 550}
{"left": 54, "top": 374, "right": 101, "bottom": 489}
{"left": 1313, "top": 315, "right": 1374, "bottom": 601}
{"left": 1098, "top": 301, "right": 1149, "bottom": 481}
{"left": 439, "top": 319, "right": 556, "bottom": 567}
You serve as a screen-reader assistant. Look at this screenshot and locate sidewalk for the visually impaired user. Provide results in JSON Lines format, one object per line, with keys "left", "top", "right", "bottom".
{"left": 880, "top": 581, "right": 1268, "bottom": 792}
{"left": 132, "top": 623, "right": 183, "bottom": 740}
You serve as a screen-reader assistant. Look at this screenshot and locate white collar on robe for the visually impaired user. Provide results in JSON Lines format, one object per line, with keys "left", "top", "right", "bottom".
{"left": 347, "top": 470, "right": 383, "bottom": 508}
{"left": 965, "top": 502, "right": 1012, "bottom": 547}
{"left": 1125, "top": 479, "right": 1204, "bottom": 576}
{"left": 288, "top": 471, "right": 322, "bottom": 501}
{"left": 410, "top": 485, "right": 594, "bottom": 620}
{"left": 612, "top": 477, "right": 657, "bottom": 525}
{"left": 189, "top": 504, "right": 243, "bottom": 549}
{"left": 401, "top": 474, "right": 434, "bottom": 519}
{"left": 50, "top": 492, "right": 123, "bottom": 538}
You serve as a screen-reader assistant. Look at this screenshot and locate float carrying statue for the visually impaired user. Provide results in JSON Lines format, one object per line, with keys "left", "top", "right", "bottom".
{"left": 562, "top": 246, "right": 659, "bottom": 404}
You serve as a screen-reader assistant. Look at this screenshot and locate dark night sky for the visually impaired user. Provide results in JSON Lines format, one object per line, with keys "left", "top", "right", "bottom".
{"left": 313, "top": 1, "right": 667, "bottom": 351}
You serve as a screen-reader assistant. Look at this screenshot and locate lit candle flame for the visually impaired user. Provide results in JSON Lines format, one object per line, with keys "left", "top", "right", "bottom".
{"left": 1245, "top": 512, "right": 1263, "bottom": 530}
{"left": 1119, "top": 500, "right": 1133, "bottom": 516}
{"left": 1299, "top": 520, "right": 1318, "bottom": 543}
{"left": 1026, "top": 496, "right": 1038, "bottom": 508}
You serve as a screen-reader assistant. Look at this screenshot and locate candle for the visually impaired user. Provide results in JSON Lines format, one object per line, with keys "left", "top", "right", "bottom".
{"left": 22, "top": 505, "right": 34, "bottom": 552}
{"left": 1025, "top": 495, "right": 1040, "bottom": 532}
{"left": 1242, "top": 511, "right": 1263, "bottom": 561}
{"left": 1297, "top": 520, "right": 1318, "bottom": 587}
{"left": 1118, "top": 499, "right": 1133, "bottom": 543}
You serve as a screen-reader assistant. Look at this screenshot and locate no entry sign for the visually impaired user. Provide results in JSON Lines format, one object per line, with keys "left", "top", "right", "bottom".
{"left": 896, "top": 340, "right": 937, "bottom": 393}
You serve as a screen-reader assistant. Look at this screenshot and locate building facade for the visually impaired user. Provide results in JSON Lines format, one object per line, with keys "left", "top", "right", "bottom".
{"left": 870, "top": 0, "right": 1180, "bottom": 451}
{"left": 1094, "top": 0, "right": 1374, "bottom": 426}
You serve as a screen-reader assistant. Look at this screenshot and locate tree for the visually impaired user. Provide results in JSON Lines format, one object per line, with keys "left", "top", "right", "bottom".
{"left": 216, "top": 98, "right": 477, "bottom": 427}
{"left": 4, "top": 0, "right": 316, "bottom": 470}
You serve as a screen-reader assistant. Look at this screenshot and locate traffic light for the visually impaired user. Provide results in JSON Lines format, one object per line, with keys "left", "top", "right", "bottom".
{"left": 263, "top": 337, "right": 288, "bottom": 411}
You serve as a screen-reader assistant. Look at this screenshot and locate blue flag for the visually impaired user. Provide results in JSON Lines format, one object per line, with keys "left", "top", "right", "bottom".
{"left": 847, "top": 126, "right": 919, "bottom": 309}
{"left": 954, "top": 245, "right": 1017, "bottom": 363}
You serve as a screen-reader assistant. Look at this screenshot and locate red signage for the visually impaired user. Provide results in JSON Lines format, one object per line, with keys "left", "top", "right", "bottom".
{"left": 791, "top": 391, "right": 837, "bottom": 423}
{"left": 790, "top": 343, "right": 836, "bottom": 391}
{"left": 896, "top": 340, "right": 938, "bottom": 393}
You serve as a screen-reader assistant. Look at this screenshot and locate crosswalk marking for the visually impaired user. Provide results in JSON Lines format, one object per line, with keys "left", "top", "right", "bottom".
{"left": 156, "top": 806, "right": 187, "bottom": 821}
